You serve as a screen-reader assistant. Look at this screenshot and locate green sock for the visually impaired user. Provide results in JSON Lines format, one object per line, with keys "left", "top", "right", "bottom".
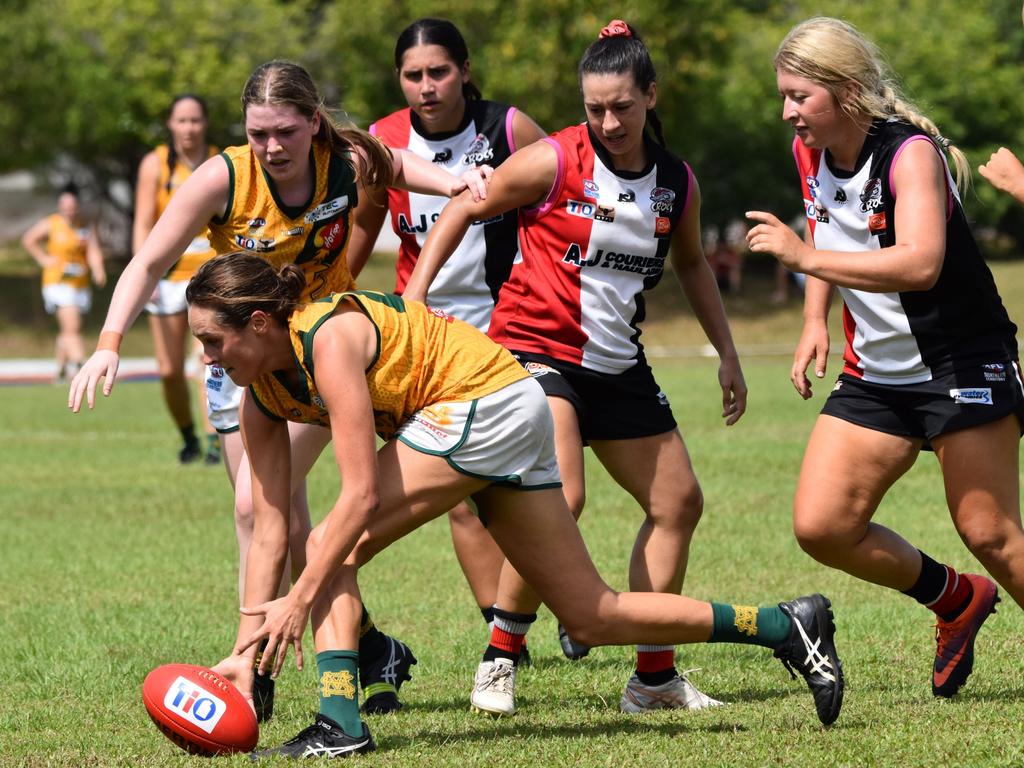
{"left": 316, "top": 650, "right": 363, "bottom": 737}
{"left": 708, "top": 603, "right": 791, "bottom": 649}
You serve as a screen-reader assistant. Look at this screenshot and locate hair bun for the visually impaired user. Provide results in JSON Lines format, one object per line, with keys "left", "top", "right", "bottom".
{"left": 599, "top": 19, "right": 632, "bottom": 39}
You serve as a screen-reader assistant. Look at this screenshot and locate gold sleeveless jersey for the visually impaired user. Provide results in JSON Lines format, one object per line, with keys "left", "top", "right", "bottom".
{"left": 208, "top": 141, "right": 358, "bottom": 302}
{"left": 41, "top": 214, "right": 90, "bottom": 289}
{"left": 154, "top": 143, "right": 219, "bottom": 281}
{"left": 249, "top": 291, "right": 529, "bottom": 439}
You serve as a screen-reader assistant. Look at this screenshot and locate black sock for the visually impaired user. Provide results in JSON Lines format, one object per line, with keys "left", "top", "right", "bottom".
{"left": 179, "top": 423, "right": 198, "bottom": 448}
{"left": 902, "top": 551, "right": 949, "bottom": 604}
{"left": 481, "top": 606, "right": 495, "bottom": 626}
{"left": 358, "top": 605, "right": 387, "bottom": 660}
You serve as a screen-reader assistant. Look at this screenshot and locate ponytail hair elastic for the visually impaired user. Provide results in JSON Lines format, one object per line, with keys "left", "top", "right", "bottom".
{"left": 599, "top": 19, "right": 632, "bottom": 39}
{"left": 935, "top": 134, "right": 951, "bottom": 149}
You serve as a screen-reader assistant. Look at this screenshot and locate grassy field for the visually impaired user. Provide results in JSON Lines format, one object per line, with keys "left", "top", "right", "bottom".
{"left": 4, "top": 349, "right": 1024, "bottom": 766}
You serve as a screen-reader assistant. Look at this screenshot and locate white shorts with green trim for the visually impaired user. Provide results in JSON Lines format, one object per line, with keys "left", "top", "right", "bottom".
{"left": 205, "top": 364, "right": 242, "bottom": 433}
{"left": 395, "top": 376, "right": 561, "bottom": 489}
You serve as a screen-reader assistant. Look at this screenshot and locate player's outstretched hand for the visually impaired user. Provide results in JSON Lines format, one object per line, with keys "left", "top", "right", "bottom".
{"left": 979, "top": 147, "right": 1024, "bottom": 203}
{"left": 211, "top": 653, "right": 256, "bottom": 715}
{"left": 746, "top": 211, "right": 809, "bottom": 272}
{"left": 68, "top": 350, "right": 120, "bottom": 412}
{"left": 238, "top": 594, "right": 309, "bottom": 679}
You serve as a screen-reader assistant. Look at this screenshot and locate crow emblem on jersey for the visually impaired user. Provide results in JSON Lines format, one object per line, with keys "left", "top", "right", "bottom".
{"left": 432, "top": 148, "right": 453, "bottom": 164}
{"left": 618, "top": 190, "right": 636, "bottom": 203}
{"left": 834, "top": 189, "right": 847, "bottom": 205}
{"left": 650, "top": 187, "right": 676, "bottom": 213}
{"left": 860, "top": 178, "right": 882, "bottom": 213}
{"left": 463, "top": 134, "right": 493, "bottom": 165}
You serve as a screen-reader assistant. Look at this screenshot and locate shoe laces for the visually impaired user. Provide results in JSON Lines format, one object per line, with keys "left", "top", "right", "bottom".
{"left": 479, "top": 661, "right": 515, "bottom": 694}
{"left": 283, "top": 720, "right": 329, "bottom": 746}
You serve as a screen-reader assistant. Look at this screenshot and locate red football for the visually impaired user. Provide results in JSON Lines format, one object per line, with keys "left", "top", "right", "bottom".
{"left": 142, "top": 663, "right": 258, "bottom": 755}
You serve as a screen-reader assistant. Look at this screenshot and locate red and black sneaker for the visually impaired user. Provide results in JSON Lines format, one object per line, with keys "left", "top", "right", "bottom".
{"left": 933, "top": 573, "right": 999, "bottom": 698}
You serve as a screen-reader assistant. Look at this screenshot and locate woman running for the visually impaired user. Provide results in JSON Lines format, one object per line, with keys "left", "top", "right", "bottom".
{"left": 352, "top": 17, "right": 547, "bottom": 652}
{"left": 134, "top": 94, "right": 220, "bottom": 463}
{"left": 746, "top": 16, "right": 1024, "bottom": 700}
{"left": 405, "top": 20, "right": 746, "bottom": 716}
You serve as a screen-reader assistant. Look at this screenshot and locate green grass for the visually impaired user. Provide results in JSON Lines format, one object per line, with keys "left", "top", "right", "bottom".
{"left": 3, "top": 357, "right": 1024, "bottom": 767}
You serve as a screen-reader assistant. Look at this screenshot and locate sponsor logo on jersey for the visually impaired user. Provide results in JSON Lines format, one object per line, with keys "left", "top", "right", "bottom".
{"left": 427, "top": 306, "right": 456, "bottom": 323}
{"left": 804, "top": 198, "right": 816, "bottom": 219}
{"left": 594, "top": 204, "right": 615, "bottom": 222}
{"left": 463, "top": 134, "right": 494, "bottom": 164}
{"left": 815, "top": 203, "right": 829, "bottom": 224}
{"left": 285, "top": 226, "right": 304, "bottom": 237}
{"left": 398, "top": 212, "right": 440, "bottom": 234}
{"left": 247, "top": 217, "right": 266, "bottom": 230}
{"left": 164, "top": 677, "right": 226, "bottom": 734}
{"left": 315, "top": 219, "right": 347, "bottom": 250}
{"left": 860, "top": 178, "right": 882, "bottom": 213}
{"left": 650, "top": 187, "right": 676, "bottom": 213}
{"left": 950, "top": 387, "right": 993, "bottom": 405}
{"left": 562, "top": 246, "right": 665, "bottom": 276}
{"left": 806, "top": 176, "right": 820, "bottom": 198}
{"left": 983, "top": 363, "right": 1007, "bottom": 382}
{"left": 655, "top": 216, "right": 671, "bottom": 238}
{"left": 304, "top": 195, "right": 350, "bottom": 224}
{"left": 867, "top": 212, "right": 887, "bottom": 234}
{"left": 234, "top": 234, "right": 276, "bottom": 252}
{"left": 432, "top": 148, "right": 453, "bottom": 164}
{"left": 583, "top": 179, "right": 600, "bottom": 198}
{"left": 834, "top": 189, "right": 847, "bottom": 204}
{"left": 523, "top": 361, "right": 558, "bottom": 378}
{"left": 566, "top": 200, "right": 596, "bottom": 218}
{"left": 618, "top": 190, "right": 636, "bottom": 203}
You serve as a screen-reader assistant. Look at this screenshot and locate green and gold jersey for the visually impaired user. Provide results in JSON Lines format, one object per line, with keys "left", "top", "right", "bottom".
{"left": 249, "top": 291, "right": 528, "bottom": 439}
{"left": 209, "top": 140, "right": 358, "bottom": 301}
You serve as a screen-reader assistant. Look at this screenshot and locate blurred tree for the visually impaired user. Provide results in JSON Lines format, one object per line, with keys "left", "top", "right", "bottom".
{"left": 2, "top": 0, "right": 1023, "bottom": 253}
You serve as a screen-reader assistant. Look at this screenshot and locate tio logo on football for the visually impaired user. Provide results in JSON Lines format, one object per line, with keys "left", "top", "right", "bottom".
{"left": 164, "top": 676, "right": 226, "bottom": 733}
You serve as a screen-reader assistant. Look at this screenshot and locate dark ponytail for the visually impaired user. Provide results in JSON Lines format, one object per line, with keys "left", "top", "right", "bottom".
{"left": 187, "top": 253, "right": 306, "bottom": 328}
{"left": 579, "top": 21, "right": 666, "bottom": 148}
{"left": 394, "top": 18, "right": 482, "bottom": 100}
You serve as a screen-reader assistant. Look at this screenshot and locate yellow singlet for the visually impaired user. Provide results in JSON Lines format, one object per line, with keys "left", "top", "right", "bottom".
{"left": 249, "top": 292, "right": 528, "bottom": 439}
{"left": 155, "top": 144, "right": 219, "bottom": 281}
{"left": 208, "top": 141, "right": 358, "bottom": 302}
{"left": 40, "top": 214, "right": 90, "bottom": 289}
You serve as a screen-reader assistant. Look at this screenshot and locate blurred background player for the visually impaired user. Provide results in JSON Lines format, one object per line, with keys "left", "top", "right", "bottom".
{"left": 406, "top": 20, "right": 748, "bottom": 716}
{"left": 747, "top": 16, "right": 1024, "bottom": 700}
{"left": 350, "top": 16, "right": 546, "bottom": 657}
{"left": 133, "top": 94, "right": 220, "bottom": 464}
{"left": 22, "top": 184, "right": 106, "bottom": 382}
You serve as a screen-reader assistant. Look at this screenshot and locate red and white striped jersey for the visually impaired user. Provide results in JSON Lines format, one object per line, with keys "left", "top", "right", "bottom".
{"left": 370, "top": 100, "right": 520, "bottom": 331}
{"left": 794, "top": 119, "right": 1017, "bottom": 384}
{"left": 488, "top": 123, "right": 692, "bottom": 373}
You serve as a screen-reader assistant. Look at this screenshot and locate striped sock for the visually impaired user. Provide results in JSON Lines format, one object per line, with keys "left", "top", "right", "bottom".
{"left": 904, "top": 552, "right": 974, "bottom": 621}
{"left": 482, "top": 606, "right": 535, "bottom": 664}
{"left": 636, "top": 645, "right": 676, "bottom": 686}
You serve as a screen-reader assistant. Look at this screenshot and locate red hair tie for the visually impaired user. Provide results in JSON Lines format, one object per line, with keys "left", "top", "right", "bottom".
{"left": 599, "top": 20, "right": 631, "bottom": 39}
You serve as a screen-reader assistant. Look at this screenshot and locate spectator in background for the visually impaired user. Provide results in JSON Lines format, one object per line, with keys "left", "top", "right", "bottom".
{"left": 21, "top": 185, "right": 106, "bottom": 382}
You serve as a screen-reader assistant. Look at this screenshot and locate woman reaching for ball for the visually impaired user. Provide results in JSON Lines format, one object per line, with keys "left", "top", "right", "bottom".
{"left": 68, "top": 60, "right": 490, "bottom": 717}
{"left": 192, "top": 253, "right": 843, "bottom": 759}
